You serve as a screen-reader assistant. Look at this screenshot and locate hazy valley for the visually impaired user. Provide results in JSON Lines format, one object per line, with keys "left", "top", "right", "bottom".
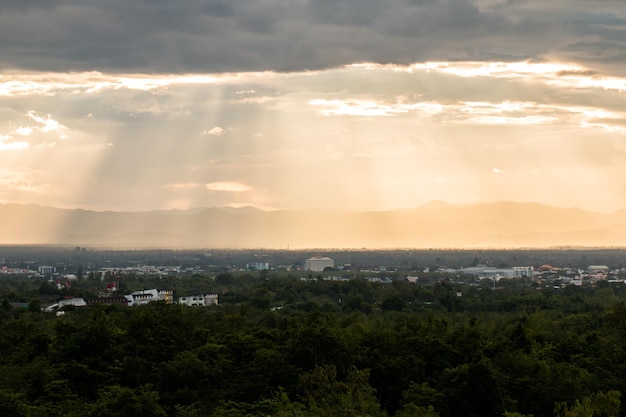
{"left": 3, "top": 201, "right": 626, "bottom": 249}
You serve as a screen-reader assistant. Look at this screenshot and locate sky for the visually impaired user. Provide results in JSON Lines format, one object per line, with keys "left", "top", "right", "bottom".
{"left": 1, "top": 0, "right": 626, "bottom": 214}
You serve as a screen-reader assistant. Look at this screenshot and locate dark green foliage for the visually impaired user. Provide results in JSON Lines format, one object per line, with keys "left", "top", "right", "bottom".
{"left": 215, "top": 273, "right": 235, "bottom": 285}
{"left": 0, "top": 264, "right": 626, "bottom": 416}
{"left": 0, "top": 391, "right": 30, "bottom": 417}
{"left": 382, "top": 294, "right": 407, "bottom": 311}
{"left": 90, "top": 385, "right": 167, "bottom": 417}
{"left": 554, "top": 390, "right": 621, "bottom": 417}
{"left": 442, "top": 361, "right": 504, "bottom": 417}
{"left": 297, "top": 365, "right": 386, "bottom": 417}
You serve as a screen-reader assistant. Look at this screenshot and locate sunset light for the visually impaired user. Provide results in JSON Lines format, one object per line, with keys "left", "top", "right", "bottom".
{"left": 1, "top": 0, "right": 626, "bottom": 247}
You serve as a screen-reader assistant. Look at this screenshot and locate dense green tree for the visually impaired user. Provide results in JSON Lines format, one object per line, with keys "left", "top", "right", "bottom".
{"left": 442, "top": 361, "right": 504, "bottom": 417}
{"left": 382, "top": 294, "right": 407, "bottom": 312}
{"left": 0, "top": 257, "right": 626, "bottom": 416}
{"left": 27, "top": 299, "right": 41, "bottom": 313}
{"left": 215, "top": 273, "right": 235, "bottom": 285}
{"left": 394, "top": 404, "right": 439, "bottom": 417}
{"left": 555, "top": 391, "right": 621, "bottom": 417}
{"left": 298, "top": 365, "right": 385, "bottom": 417}
{"left": 398, "top": 382, "right": 445, "bottom": 414}
{"left": 90, "top": 385, "right": 167, "bottom": 417}
{"left": 0, "top": 390, "right": 31, "bottom": 417}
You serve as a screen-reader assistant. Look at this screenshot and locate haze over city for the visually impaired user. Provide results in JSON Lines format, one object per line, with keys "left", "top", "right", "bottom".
{"left": 1, "top": 1, "right": 626, "bottom": 247}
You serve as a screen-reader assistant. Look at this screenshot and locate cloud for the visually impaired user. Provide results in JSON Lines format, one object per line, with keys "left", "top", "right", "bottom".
{"left": 15, "top": 126, "right": 33, "bottom": 136}
{"left": 0, "top": 171, "right": 45, "bottom": 193}
{"left": 205, "top": 182, "right": 253, "bottom": 192}
{"left": 582, "top": 118, "right": 626, "bottom": 134}
{"left": 587, "top": 118, "right": 626, "bottom": 128}
{"left": 0, "top": 71, "right": 232, "bottom": 97}
{"left": 165, "top": 183, "right": 202, "bottom": 192}
{"left": 2, "top": 57, "right": 626, "bottom": 213}
{"left": 26, "top": 111, "right": 67, "bottom": 137}
{"left": 556, "top": 69, "right": 598, "bottom": 77}
{"left": 0, "top": 135, "right": 29, "bottom": 151}
{"left": 0, "top": 0, "right": 624, "bottom": 75}
{"left": 466, "top": 115, "right": 558, "bottom": 125}
{"left": 202, "top": 126, "right": 226, "bottom": 136}
{"left": 404, "top": 61, "right": 626, "bottom": 92}
{"left": 309, "top": 98, "right": 445, "bottom": 117}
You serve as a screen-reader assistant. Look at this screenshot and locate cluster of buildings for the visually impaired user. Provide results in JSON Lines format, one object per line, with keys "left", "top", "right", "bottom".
{"left": 534, "top": 264, "right": 623, "bottom": 287}
{"left": 453, "top": 263, "right": 626, "bottom": 288}
{"left": 44, "top": 288, "right": 218, "bottom": 312}
{"left": 7, "top": 253, "right": 626, "bottom": 315}
{"left": 457, "top": 266, "right": 534, "bottom": 279}
{"left": 0, "top": 266, "right": 38, "bottom": 275}
{"left": 4, "top": 255, "right": 362, "bottom": 278}
{"left": 296, "top": 262, "right": 626, "bottom": 288}
{"left": 97, "top": 265, "right": 182, "bottom": 277}
{"left": 245, "top": 256, "right": 336, "bottom": 272}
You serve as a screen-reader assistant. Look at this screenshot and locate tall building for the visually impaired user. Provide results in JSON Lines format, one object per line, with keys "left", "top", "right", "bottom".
{"left": 305, "top": 256, "right": 334, "bottom": 272}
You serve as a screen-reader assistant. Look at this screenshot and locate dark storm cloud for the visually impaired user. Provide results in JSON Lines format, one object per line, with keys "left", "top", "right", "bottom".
{"left": 0, "top": 0, "right": 625, "bottom": 74}
{"left": 0, "top": 0, "right": 61, "bottom": 11}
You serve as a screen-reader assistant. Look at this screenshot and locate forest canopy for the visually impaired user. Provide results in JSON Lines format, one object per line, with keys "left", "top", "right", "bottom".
{"left": 1, "top": 259, "right": 626, "bottom": 416}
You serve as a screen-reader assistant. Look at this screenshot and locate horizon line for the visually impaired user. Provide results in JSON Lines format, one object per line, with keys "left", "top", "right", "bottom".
{"left": 1, "top": 200, "right": 622, "bottom": 215}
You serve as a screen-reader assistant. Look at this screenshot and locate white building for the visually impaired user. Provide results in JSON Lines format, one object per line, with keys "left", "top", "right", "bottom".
{"left": 305, "top": 256, "right": 334, "bottom": 272}
{"left": 38, "top": 265, "right": 56, "bottom": 275}
{"left": 126, "top": 289, "right": 174, "bottom": 306}
{"left": 45, "top": 297, "right": 87, "bottom": 312}
{"left": 587, "top": 265, "right": 609, "bottom": 273}
{"left": 179, "top": 294, "right": 219, "bottom": 306}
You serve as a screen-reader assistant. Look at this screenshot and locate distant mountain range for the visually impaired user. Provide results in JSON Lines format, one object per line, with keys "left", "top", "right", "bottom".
{"left": 1, "top": 202, "right": 626, "bottom": 249}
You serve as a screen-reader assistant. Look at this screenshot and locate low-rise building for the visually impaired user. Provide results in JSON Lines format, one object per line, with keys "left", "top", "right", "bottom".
{"left": 85, "top": 296, "right": 130, "bottom": 306}
{"left": 38, "top": 265, "right": 56, "bottom": 275}
{"left": 459, "top": 266, "right": 534, "bottom": 279}
{"left": 305, "top": 256, "right": 334, "bottom": 272}
{"left": 126, "top": 289, "right": 174, "bottom": 306}
{"left": 179, "top": 294, "right": 219, "bottom": 306}
{"left": 587, "top": 265, "right": 610, "bottom": 273}
{"left": 44, "top": 297, "right": 87, "bottom": 312}
{"left": 247, "top": 262, "right": 270, "bottom": 271}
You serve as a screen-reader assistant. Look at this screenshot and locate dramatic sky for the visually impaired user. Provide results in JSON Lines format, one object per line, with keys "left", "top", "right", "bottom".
{"left": 1, "top": 0, "right": 625, "bottom": 213}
